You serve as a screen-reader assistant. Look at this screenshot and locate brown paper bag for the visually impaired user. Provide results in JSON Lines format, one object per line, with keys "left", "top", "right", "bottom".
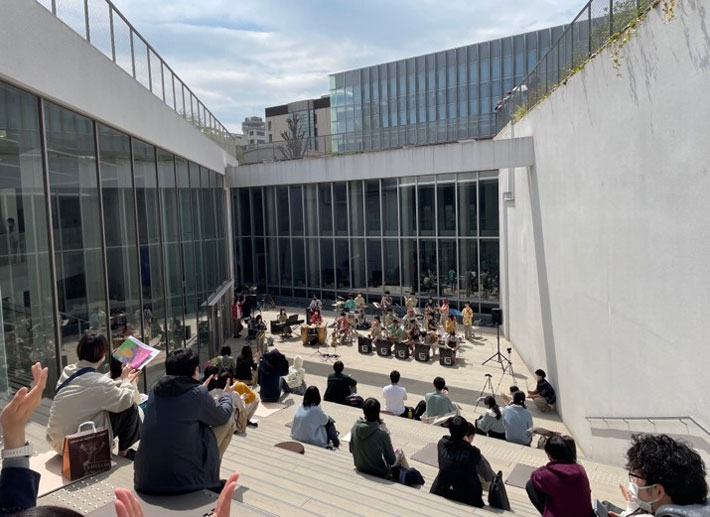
{"left": 62, "top": 421, "right": 111, "bottom": 481}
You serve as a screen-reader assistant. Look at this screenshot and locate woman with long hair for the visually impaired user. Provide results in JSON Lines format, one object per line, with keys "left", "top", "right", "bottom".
{"left": 474, "top": 395, "right": 505, "bottom": 440}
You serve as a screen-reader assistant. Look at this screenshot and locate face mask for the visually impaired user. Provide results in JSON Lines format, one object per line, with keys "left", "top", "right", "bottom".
{"left": 628, "top": 481, "right": 660, "bottom": 513}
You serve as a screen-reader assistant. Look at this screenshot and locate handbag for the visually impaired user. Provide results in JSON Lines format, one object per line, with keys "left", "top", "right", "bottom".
{"left": 488, "top": 471, "right": 511, "bottom": 510}
{"left": 62, "top": 421, "right": 112, "bottom": 481}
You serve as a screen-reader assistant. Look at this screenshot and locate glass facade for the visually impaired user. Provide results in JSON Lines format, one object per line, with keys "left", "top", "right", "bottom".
{"left": 0, "top": 80, "right": 230, "bottom": 392}
{"left": 329, "top": 25, "right": 565, "bottom": 151}
{"left": 232, "top": 172, "right": 500, "bottom": 322}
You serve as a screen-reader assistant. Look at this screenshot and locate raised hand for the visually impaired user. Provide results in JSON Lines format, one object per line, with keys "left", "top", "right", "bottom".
{"left": 114, "top": 488, "right": 144, "bottom": 517}
{"left": 1, "top": 362, "right": 48, "bottom": 449}
{"left": 215, "top": 472, "right": 240, "bottom": 517}
{"left": 203, "top": 374, "right": 216, "bottom": 388}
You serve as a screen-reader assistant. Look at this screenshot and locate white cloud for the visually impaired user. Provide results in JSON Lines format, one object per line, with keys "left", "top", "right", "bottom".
{"left": 111, "top": 0, "right": 579, "bottom": 132}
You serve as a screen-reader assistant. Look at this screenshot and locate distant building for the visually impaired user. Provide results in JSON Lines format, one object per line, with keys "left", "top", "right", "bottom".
{"left": 265, "top": 96, "right": 330, "bottom": 151}
{"left": 242, "top": 116, "right": 266, "bottom": 145}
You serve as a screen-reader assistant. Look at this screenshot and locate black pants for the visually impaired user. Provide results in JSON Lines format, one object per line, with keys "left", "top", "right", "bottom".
{"left": 413, "top": 400, "right": 427, "bottom": 420}
{"left": 525, "top": 479, "right": 546, "bottom": 515}
{"left": 109, "top": 404, "right": 141, "bottom": 452}
{"left": 234, "top": 318, "right": 243, "bottom": 337}
{"left": 325, "top": 417, "right": 340, "bottom": 447}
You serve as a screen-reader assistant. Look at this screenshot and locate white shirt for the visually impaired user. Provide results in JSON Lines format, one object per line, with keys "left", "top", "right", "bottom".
{"left": 382, "top": 384, "right": 407, "bottom": 416}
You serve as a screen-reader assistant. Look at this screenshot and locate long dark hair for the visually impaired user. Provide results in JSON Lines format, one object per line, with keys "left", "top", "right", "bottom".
{"left": 484, "top": 395, "right": 502, "bottom": 420}
{"left": 240, "top": 344, "right": 253, "bottom": 361}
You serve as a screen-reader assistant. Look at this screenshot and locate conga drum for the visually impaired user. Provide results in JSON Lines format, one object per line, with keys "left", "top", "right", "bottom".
{"left": 301, "top": 325, "right": 309, "bottom": 345}
{"left": 317, "top": 325, "right": 327, "bottom": 344}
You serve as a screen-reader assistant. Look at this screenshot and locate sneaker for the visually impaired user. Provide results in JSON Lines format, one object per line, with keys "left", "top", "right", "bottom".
{"left": 247, "top": 418, "right": 259, "bottom": 427}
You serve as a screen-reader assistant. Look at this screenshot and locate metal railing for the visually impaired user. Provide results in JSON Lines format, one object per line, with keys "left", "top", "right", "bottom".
{"left": 35, "top": 0, "right": 237, "bottom": 156}
{"left": 495, "top": 0, "right": 655, "bottom": 132}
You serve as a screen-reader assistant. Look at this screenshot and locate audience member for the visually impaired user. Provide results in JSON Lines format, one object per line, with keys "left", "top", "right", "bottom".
{"left": 47, "top": 332, "right": 141, "bottom": 458}
{"left": 202, "top": 364, "right": 219, "bottom": 391}
{"left": 608, "top": 434, "right": 709, "bottom": 517}
{"left": 323, "top": 361, "right": 357, "bottom": 405}
{"left": 475, "top": 395, "right": 506, "bottom": 440}
{"left": 423, "top": 377, "right": 459, "bottom": 423}
{"left": 501, "top": 384, "right": 521, "bottom": 405}
{"left": 430, "top": 416, "right": 494, "bottom": 508}
{"left": 349, "top": 398, "right": 408, "bottom": 479}
{"left": 281, "top": 355, "right": 307, "bottom": 396}
{"left": 528, "top": 369, "right": 556, "bottom": 413}
{"left": 134, "top": 348, "right": 234, "bottom": 495}
{"left": 212, "top": 371, "right": 260, "bottom": 433}
{"left": 235, "top": 345, "right": 258, "bottom": 385}
{"left": 0, "top": 362, "right": 48, "bottom": 515}
{"left": 215, "top": 346, "right": 236, "bottom": 373}
{"left": 290, "top": 386, "right": 340, "bottom": 448}
{"left": 502, "top": 391, "right": 533, "bottom": 446}
{"left": 383, "top": 370, "right": 409, "bottom": 418}
{"left": 257, "top": 348, "right": 289, "bottom": 403}
{"left": 526, "top": 435, "right": 593, "bottom": 516}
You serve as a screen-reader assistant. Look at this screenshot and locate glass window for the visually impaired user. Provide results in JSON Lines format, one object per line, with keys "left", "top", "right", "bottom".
{"left": 0, "top": 84, "right": 57, "bottom": 386}
{"left": 479, "top": 177, "right": 499, "bottom": 236}
{"left": 399, "top": 180, "right": 416, "bottom": 236}
{"left": 480, "top": 240, "right": 499, "bottom": 302}
{"left": 264, "top": 187, "right": 277, "bottom": 236}
{"left": 320, "top": 239, "right": 334, "bottom": 289}
{"left": 349, "top": 180, "right": 364, "bottom": 236}
{"left": 382, "top": 239, "right": 399, "bottom": 294}
{"left": 400, "top": 239, "right": 417, "bottom": 297}
{"left": 240, "top": 237, "right": 253, "bottom": 285}
{"left": 252, "top": 187, "right": 264, "bottom": 235}
{"left": 266, "top": 238, "right": 278, "bottom": 286}
{"left": 419, "top": 240, "right": 437, "bottom": 297}
{"left": 366, "top": 239, "right": 382, "bottom": 293}
{"left": 382, "top": 179, "right": 398, "bottom": 236}
{"left": 350, "top": 238, "right": 365, "bottom": 291}
{"left": 306, "top": 238, "right": 319, "bottom": 288}
{"left": 238, "top": 189, "right": 251, "bottom": 236}
{"left": 458, "top": 178, "right": 478, "bottom": 237}
{"left": 277, "top": 186, "right": 289, "bottom": 235}
{"left": 255, "top": 238, "right": 266, "bottom": 287}
{"left": 304, "top": 184, "right": 318, "bottom": 236}
{"left": 438, "top": 240, "right": 457, "bottom": 299}
{"left": 335, "top": 239, "right": 349, "bottom": 289}
{"left": 365, "top": 180, "right": 380, "bottom": 236}
{"left": 417, "top": 178, "right": 435, "bottom": 236}
{"left": 437, "top": 181, "right": 456, "bottom": 237}
{"left": 278, "top": 238, "right": 291, "bottom": 286}
{"left": 293, "top": 238, "right": 306, "bottom": 287}
{"left": 179, "top": 163, "right": 197, "bottom": 336}
{"left": 319, "top": 184, "right": 332, "bottom": 236}
{"left": 46, "top": 103, "right": 108, "bottom": 361}
{"left": 333, "top": 182, "right": 347, "bottom": 236}
{"left": 459, "top": 239, "right": 479, "bottom": 299}
{"left": 290, "top": 185, "right": 303, "bottom": 236}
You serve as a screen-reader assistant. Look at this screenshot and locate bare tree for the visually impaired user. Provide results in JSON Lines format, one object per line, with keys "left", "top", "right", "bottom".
{"left": 278, "top": 112, "right": 308, "bottom": 160}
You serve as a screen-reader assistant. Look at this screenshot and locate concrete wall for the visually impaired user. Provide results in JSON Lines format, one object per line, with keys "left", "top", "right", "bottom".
{"left": 230, "top": 137, "right": 534, "bottom": 187}
{"left": 0, "top": 0, "right": 237, "bottom": 174}
{"left": 498, "top": 0, "right": 710, "bottom": 467}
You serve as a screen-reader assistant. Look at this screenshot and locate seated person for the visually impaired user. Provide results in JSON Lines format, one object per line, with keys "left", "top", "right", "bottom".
{"left": 444, "top": 314, "right": 457, "bottom": 335}
{"left": 47, "top": 333, "right": 141, "bottom": 458}
{"left": 331, "top": 311, "right": 350, "bottom": 346}
{"left": 212, "top": 371, "right": 260, "bottom": 433}
{"left": 387, "top": 318, "right": 405, "bottom": 342}
{"left": 344, "top": 381, "right": 365, "bottom": 408}
{"left": 323, "top": 361, "right": 357, "bottom": 405}
{"left": 526, "top": 435, "right": 593, "bottom": 517}
{"left": 608, "top": 434, "right": 709, "bottom": 517}
{"left": 380, "top": 291, "right": 393, "bottom": 311}
{"left": 427, "top": 311, "right": 439, "bottom": 332}
{"left": 258, "top": 348, "right": 289, "bottom": 403}
{"left": 383, "top": 307, "right": 395, "bottom": 328}
{"left": 281, "top": 355, "right": 307, "bottom": 396}
{"left": 405, "top": 292, "right": 418, "bottom": 311}
{"left": 475, "top": 395, "right": 506, "bottom": 440}
{"left": 423, "top": 377, "right": 459, "bottom": 423}
{"left": 407, "top": 318, "right": 421, "bottom": 343}
{"left": 354, "top": 292, "right": 366, "bottom": 311}
{"left": 502, "top": 391, "right": 533, "bottom": 446}
{"left": 383, "top": 370, "right": 410, "bottom": 418}
{"left": 527, "top": 369, "right": 556, "bottom": 413}
{"left": 430, "top": 416, "right": 495, "bottom": 508}
{"left": 235, "top": 345, "right": 259, "bottom": 385}
{"left": 310, "top": 308, "right": 323, "bottom": 326}
{"left": 290, "top": 386, "right": 340, "bottom": 448}
{"left": 445, "top": 330, "right": 460, "bottom": 356}
{"left": 214, "top": 345, "right": 236, "bottom": 372}
{"left": 0, "top": 362, "right": 48, "bottom": 515}
{"left": 134, "top": 348, "right": 234, "bottom": 495}
{"left": 349, "top": 398, "right": 408, "bottom": 479}
{"left": 344, "top": 295, "right": 356, "bottom": 312}
{"left": 500, "top": 384, "right": 520, "bottom": 405}
{"left": 308, "top": 294, "right": 322, "bottom": 314}
{"left": 369, "top": 316, "right": 383, "bottom": 340}
{"left": 277, "top": 308, "right": 292, "bottom": 337}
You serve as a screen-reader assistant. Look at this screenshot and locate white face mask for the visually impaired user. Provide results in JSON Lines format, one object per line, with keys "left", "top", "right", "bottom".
{"left": 628, "top": 481, "right": 660, "bottom": 513}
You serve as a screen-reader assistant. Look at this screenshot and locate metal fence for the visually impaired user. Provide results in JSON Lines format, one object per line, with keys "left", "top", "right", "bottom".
{"left": 495, "top": 0, "right": 654, "bottom": 132}
{"left": 35, "top": 0, "right": 237, "bottom": 156}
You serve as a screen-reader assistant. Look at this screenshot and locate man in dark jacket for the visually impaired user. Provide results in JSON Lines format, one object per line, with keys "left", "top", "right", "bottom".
{"left": 258, "top": 348, "right": 289, "bottom": 402}
{"left": 527, "top": 368, "right": 556, "bottom": 413}
{"left": 323, "top": 361, "right": 357, "bottom": 405}
{"left": 134, "top": 348, "right": 234, "bottom": 495}
{"left": 430, "top": 416, "right": 494, "bottom": 508}
{"left": 349, "top": 398, "right": 407, "bottom": 479}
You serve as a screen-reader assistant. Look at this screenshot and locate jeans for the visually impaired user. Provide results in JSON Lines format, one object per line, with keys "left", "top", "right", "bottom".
{"left": 108, "top": 404, "right": 141, "bottom": 452}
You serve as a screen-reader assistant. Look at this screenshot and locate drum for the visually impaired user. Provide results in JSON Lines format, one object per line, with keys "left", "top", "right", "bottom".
{"left": 317, "top": 325, "right": 327, "bottom": 344}
{"left": 301, "top": 325, "right": 309, "bottom": 346}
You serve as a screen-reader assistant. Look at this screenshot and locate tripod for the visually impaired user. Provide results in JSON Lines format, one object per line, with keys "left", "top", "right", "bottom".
{"left": 481, "top": 322, "right": 511, "bottom": 371}
{"left": 474, "top": 374, "right": 496, "bottom": 413}
{"left": 495, "top": 347, "right": 517, "bottom": 394}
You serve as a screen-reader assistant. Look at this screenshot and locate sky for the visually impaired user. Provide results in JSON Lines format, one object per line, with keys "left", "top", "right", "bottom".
{"left": 112, "top": 0, "right": 581, "bottom": 133}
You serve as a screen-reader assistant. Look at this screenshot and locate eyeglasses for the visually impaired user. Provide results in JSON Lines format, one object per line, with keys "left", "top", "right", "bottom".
{"left": 628, "top": 471, "right": 645, "bottom": 483}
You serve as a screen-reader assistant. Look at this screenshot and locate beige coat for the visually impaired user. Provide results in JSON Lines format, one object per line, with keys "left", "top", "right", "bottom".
{"left": 46, "top": 360, "right": 136, "bottom": 454}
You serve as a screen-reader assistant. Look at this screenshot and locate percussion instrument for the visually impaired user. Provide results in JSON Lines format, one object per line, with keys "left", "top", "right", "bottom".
{"left": 317, "top": 325, "right": 327, "bottom": 344}
{"left": 300, "top": 325, "right": 309, "bottom": 345}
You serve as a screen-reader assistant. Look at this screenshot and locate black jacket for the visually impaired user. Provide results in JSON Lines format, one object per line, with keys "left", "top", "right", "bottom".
{"left": 323, "top": 372, "right": 357, "bottom": 404}
{"left": 134, "top": 375, "right": 232, "bottom": 494}
{"left": 0, "top": 465, "right": 40, "bottom": 514}
{"left": 258, "top": 349, "right": 289, "bottom": 402}
{"left": 430, "top": 436, "right": 485, "bottom": 508}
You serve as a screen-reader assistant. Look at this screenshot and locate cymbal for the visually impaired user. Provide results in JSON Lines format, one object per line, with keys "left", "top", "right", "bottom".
{"left": 372, "top": 302, "right": 381, "bottom": 309}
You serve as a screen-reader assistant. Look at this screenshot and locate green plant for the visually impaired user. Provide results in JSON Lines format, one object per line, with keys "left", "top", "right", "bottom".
{"left": 512, "top": 104, "right": 529, "bottom": 123}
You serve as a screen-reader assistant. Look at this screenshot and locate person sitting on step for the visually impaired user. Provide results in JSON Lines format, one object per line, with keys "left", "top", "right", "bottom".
{"left": 280, "top": 355, "right": 307, "bottom": 396}
{"left": 324, "top": 361, "right": 357, "bottom": 405}
{"left": 290, "top": 386, "right": 340, "bottom": 449}
{"left": 502, "top": 391, "right": 533, "bottom": 446}
{"left": 257, "top": 348, "right": 289, "bottom": 403}
{"left": 474, "top": 395, "right": 506, "bottom": 440}
{"left": 422, "top": 377, "right": 460, "bottom": 424}
{"left": 527, "top": 369, "right": 556, "bottom": 413}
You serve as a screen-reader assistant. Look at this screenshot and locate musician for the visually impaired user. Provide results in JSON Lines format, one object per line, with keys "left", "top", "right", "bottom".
{"left": 308, "top": 295, "right": 322, "bottom": 314}
{"left": 424, "top": 296, "right": 437, "bottom": 315}
{"left": 277, "top": 308, "right": 292, "bottom": 338}
{"left": 439, "top": 298, "right": 450, "bottom": 322}
{"left": 355, "top": 292, "right": 366, "bottom": 311}
{"left": 408, "top": 317, "right": 421, "bottom": 342}
{"left": 446, "top": 330, "right": 460, "bottom": 360}
{"left": 249, "top": 315, "right": 267, "bottom": 355}
{"left": 444, "top": 314, "right": 457, "bottom": 335}
{"left": 387, "top": 318, "right": 405, "bottom": 342}
{"left": 383, "top": 307, "right": 395, "bottom": 328}
{"left": 369, "top": 316, "right": 383, "bottom": 340}
{"left": 405, "top": 292, "right": 418, "bottom": 311}
{"left": 462, "top": 301, "right": 474, "bottom": 341}
{"left": 427, "top": 311, "right": 439, "bottom": 332}
{"left": 380, "top": 290, "right": 393, "bottom": 311}
{"left": 332, "top": 311, "right": 350, "bottom": 346}
{"left": 344, "top": 294, "right": 356, "bottom": 312}
{"left": 310, "top": 309, "right": 323, "bottom": 326}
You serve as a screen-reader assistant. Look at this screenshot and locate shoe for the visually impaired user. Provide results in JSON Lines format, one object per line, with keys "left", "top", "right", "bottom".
{"left": 247, "top": 419, "right": 259, "bottom": 427}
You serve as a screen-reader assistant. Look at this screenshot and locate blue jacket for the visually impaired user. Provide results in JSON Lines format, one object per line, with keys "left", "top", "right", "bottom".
{"left": 258, "top": 349, "right": 289, "bottom": 402}
{"left": 134, "top": 375, "right": 233, "bottom": 494}
{"left": 0, "top": 460, "right": 40, "bottom": 514}
{"left": 291, "top": 404, "right": 329, "bottom": 447}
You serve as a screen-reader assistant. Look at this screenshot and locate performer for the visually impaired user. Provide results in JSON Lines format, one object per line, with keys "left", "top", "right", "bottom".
{"left": 380, "top": 290, "right": 393, "bottom": 311}
{"left": 369, "top": 316, "right": 383, "bottom": 340}
{"left": 387, "top": 318, "right": 405, "bottom": 342}
{"left": 408, "top": 317, "right": 421, "bottom": 342}
{"left": 462, "top": 301, "right": 474, "bottom": 341}
{"left": 310, "top": 309, "right": 323, "bottom": 326}
{"left": 383, "top": 306, "right": 395, "bottom": 328}
{"left": 355, "top": 292, "right": 366, "bottom": 311}
{"left": 277, "top": 308, "right": 292, "bottom": 338}
{"left": 344, "top": 294, "right": 356, "bottom": 312}
{"left": 332, "top": 311, "right": 350, "bottom": 346}
{"left": 308, "top": 294, "right": 322, "bottom": 313}
{"left": 439, "top": 297, "right": 450, "bottom": 323}
{"left": 444, "top": 313, "right": 457, "bottom": 335}
{"left": 233, "top": 295, "right": 244, "bottom": 338}
{"left": 405, "top": 292, "right": 418, "bottom": 311}
{"left": 249, "top": 315, "right": 267, "bottom": 355}
{"left": 446, "top": 329, "right": 460, "bottom": 360}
